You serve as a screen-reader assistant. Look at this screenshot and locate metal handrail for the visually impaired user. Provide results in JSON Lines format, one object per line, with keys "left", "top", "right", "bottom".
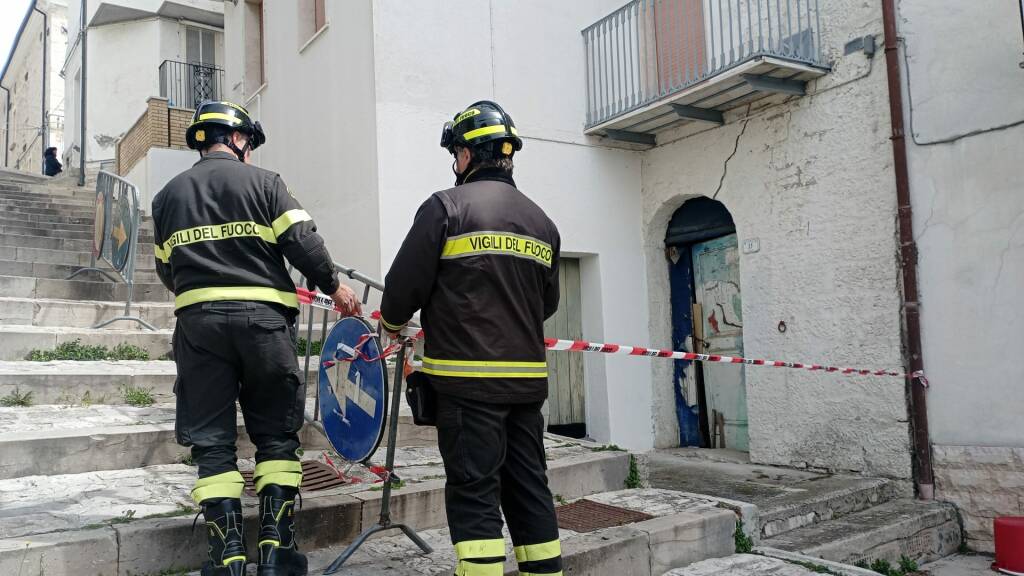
{"left": 66, "top": 171, "right": 157, "bottom": 330}
{"left": 584, "top": 0, "right": 827, "bottom": 128}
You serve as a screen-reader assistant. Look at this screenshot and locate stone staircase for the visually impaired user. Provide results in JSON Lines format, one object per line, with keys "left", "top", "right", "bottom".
{"left": 646, "top": 449, "right": 963, "bottom": 571}
{"left": 0, "top": 174, "right": 636, "bottom": 576}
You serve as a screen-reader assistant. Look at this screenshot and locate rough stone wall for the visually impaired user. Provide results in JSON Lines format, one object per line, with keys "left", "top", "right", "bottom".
{"left": 642, "top": 0, "right": 911, "bottom": 478}
{"left": 933, "top": 445, "right": 1024, "bottom": 552}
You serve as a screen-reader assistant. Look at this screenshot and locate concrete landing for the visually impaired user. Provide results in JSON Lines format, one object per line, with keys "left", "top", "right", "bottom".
{"left": 0, "top": 440, "right": 630, "bottom": 576}
{"left": 174, "top": 487, "right": 736, "bottom": 576}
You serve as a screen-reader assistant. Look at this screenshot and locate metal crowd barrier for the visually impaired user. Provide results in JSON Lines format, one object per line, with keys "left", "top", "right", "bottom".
{"left": 66, "top": 170, "right": 156, "bottom": 330}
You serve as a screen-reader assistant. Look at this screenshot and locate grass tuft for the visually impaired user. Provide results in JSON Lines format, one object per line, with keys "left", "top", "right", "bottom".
{"left": 27, "top": 339, "right": 150, "bottom": 361}
{"left": 1, "top": 387, "right": 33, "bottom": 407}
{"left": 734, "top": 521, "right": 754, "bottom": 553}
{"left": 121, "top": 384, "right": 155, "bottom": 407}
{"left": 624, "top": 454, "right": 642, "bottom": 489}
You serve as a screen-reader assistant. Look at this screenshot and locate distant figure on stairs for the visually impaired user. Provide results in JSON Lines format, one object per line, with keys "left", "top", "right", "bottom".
{"left": 43, "top": 147, "right": 62, "bottom": 177}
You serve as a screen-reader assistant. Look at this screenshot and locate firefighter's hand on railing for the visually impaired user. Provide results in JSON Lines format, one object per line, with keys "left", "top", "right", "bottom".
{"left": 330, "top": 284, "right": 363, "bottom": 317}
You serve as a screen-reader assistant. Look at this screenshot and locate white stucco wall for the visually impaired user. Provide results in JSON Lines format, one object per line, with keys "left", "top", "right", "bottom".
{"left": 126, "top": 146, "right": 196, "bottom": 213}
{"left": 899, "top": 1, "right": 1024, "bottom": 449}
{"left": 1, "top": 1, "right": 65, "bottom": 173}
{"left": 642, "top": 0, "right": 910, "bottom": 477}
{"left": 222, "top": 0, "right": 382, "bottom": 285}
{"left": 370, "top": 0, "right": 653, "bottom": 449}
{"left": 62, "top": 0, "right": 223, "bottom": 167}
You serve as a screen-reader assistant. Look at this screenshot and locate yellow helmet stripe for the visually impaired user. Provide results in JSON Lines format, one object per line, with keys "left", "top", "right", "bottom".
{"left": 198, "top": 112, "right": 242, "bottom": 124}
{"left": 462, "top": 124, "right": 519, "bottom": 141}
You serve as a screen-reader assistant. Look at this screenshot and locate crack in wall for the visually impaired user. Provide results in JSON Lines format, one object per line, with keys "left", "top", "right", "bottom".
{"left": 712, "top": 108, "right": 751, "bottom": 200}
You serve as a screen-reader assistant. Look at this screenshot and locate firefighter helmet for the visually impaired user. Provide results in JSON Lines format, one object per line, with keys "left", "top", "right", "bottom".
{"left": 185, "top": 101, "right": 266, "bottom": 151}
{"left": 440, "top": 100, "right": 523, "bottom": 156}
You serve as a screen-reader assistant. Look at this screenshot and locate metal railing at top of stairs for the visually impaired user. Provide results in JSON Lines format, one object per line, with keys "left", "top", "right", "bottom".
{"left": 66, "top": 170, "right": 157, "bottom": 331}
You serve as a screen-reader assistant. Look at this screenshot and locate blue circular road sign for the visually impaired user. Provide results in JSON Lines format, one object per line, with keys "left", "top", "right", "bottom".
{"left": 318, "top": 317, "right": 388, "bottom": 463}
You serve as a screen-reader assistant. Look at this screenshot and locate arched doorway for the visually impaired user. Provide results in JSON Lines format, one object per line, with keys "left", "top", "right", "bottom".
{"left": 665, "top": 197, "right": 748, "bottom": 451}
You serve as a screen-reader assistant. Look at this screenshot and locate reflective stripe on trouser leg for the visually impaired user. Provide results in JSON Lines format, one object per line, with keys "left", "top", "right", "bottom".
{"left": 253, "top": 460, "right": 303, "bottom": 493}
{"left": 514, "top": 539, "right": 563, "bottom": 575}
{"left": 192, "top": 470, "right": 245, "bottom": 504}
{"left": 454, "top": 538, "right": 506, "bottom": 576}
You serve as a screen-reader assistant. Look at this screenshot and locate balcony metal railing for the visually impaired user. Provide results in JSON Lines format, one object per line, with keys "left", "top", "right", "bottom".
{"left": 158, "top": 60, "right": 224, "bottom": 110}
{"left": 584, "top": 0, "right": 826, "bottom": 128}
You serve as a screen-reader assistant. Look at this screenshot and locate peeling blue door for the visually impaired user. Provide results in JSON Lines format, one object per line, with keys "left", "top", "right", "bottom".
{"left": 692, "top": 234, "right": 748, "bottom": 451}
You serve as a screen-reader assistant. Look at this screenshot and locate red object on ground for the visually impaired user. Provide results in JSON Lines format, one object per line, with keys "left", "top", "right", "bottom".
{"left": 994, "top": 516, "right": 1024, "bottom": 574}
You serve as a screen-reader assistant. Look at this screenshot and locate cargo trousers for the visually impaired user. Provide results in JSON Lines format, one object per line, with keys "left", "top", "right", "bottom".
{"left": 435, "top": 392, "right": 563, "bottom": 576}
{"left": 173, "top": 301, "right": 305, "bottom": 503}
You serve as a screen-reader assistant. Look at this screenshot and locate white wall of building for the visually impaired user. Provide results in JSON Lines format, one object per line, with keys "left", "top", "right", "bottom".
{"left": 900, "top": 0, "right": 1024, "bottom": 451}
{"left": 371, "top": 0, "right": 653, "bottom": 449}
{"left": 62, "top": 0, "right": 223, "bottom": 167}
{"left": 126, "top": 146, "right": 196, "bottom": 212}
{"left": 899, "top": 2, "right": 1024, "bottom": 546}
{"left": 1, "top": 0, "right": 67, "bottom": 173}
{"left": 642, "top": 0, "right": 910, "bottom": 477}
{"left": 222, "top": 0, "right": 382, "bottom": 283}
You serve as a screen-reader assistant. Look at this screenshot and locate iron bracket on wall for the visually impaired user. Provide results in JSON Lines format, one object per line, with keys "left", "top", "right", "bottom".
{"left": 670, "top": 104, "right": 724, "bottom": 125}
{"left": 605, "top": 129, "right": 656, "bottom": 146}
{"left": 742, "top": 74, "right": 807, "bottom": 96}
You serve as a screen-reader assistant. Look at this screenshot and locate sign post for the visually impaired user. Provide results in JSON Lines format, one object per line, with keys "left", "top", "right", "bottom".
{"left": 322, "top": 333, "right": 433, "bottom": 574}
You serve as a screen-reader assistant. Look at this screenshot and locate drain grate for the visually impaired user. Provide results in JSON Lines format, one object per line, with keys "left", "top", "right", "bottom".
{"left": 241, "top": 461, "right": 347, "bottom": 496}
{"left": 555, "top": 499, "right": 654, "bottom": 533}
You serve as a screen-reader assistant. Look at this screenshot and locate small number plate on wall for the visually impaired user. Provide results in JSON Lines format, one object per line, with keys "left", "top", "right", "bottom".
{"left": 742, "top": 238, "right": 761, "bottom": 254}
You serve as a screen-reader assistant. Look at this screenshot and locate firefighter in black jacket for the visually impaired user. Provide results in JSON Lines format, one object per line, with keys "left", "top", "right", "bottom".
{"left": 379, "top": 101, "right": 563, "bottom": 576}
{"left": 152, "top": 101, "right": 361, "bottom": 576}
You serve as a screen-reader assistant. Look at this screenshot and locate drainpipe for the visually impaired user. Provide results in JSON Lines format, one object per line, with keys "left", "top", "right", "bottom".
{"left": 78, "top": 0, "right": 87, "bottom": 187}
{"left": 1, "top": 86, "right": 9, "bottom": 167}
{"left": 32, "top": 3, "right": 48, "bottom": 173}
{"left": 881, "top": 0, "right": 933, "bottom": 500}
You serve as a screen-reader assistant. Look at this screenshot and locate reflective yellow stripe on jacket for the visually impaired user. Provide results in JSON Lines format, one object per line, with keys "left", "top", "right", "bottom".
{"left": 421, "top": 357, "right": 547, "bottom": 379}
{"left": 156, "top": 210, "right": 311, "bottom": 262}
{"left": 175, "top": 286, "right": 299, "bottom": 310}
{"left": 441, "top": 231, "right": 553, "bottom": 268}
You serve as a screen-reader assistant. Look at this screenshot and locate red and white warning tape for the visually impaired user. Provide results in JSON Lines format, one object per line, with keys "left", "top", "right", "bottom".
{"left": 297, "top": 288, "right": 927, "bottom": 385}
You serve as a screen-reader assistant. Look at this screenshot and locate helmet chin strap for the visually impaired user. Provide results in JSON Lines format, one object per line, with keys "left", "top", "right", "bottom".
{"left": 227, "top": 137, "right": 251, "bottom": 163}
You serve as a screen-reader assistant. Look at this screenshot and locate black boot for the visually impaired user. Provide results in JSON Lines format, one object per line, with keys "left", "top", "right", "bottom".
{"left": 256, "top": 484, "right": 308, "bottom": 576}
{"left": 199, "top": 498, "right": 247, "bottom": 576}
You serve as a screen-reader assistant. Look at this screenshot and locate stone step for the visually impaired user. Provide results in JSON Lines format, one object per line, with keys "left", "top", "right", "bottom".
{"left": 0, "top": 216, "right": 94, "bottom": 232}
{"left": 6, "top": 186, "right": 98, "bottom": 203}
{"left": 0, "top": 190, "right": 95, "bottom": 208}
{"left": 0, "top": 260, "right": 160, "bottom": 283}
{"left": 0, "top": 441, "right": 629, "bottom": 576}
{"left": 0, "top": 209, "right": 96, "bottom": 226}
{"left": 665, "top": 553, "right": 881, "bottom": 576}
{"left": 0, "top": 398, "right": 429, "bottom": 479}
{"left": 0, "top": 324, "right": 175, "bottom": 361}
{"left": 0, "top": 297, "right": 176, "bottom": 328}
{"left": 0, "top": 274, "right": 173, "bottom": 304}
{"left": 757, "top": 476, "right": 907, "bottom": 540}
{"left": 0, "top": 199, "right": 95, "bottom": 218}
{"left": 0, "top": 232, "right": 93, "bottom": 251}
{"left": 0, "top": 323, "right": 327, "bottom": 361}
{"left": 0, "top": 223, "right": 154, "bottom": 243}
{"left": 0, "top": 243, "right": 154, "bottom": 267}
{"left": 762, "top": 499, "right": 962, "bottom": 567}
{"left": 0, "top": 357, "right": 344, "bottom": 405}
{"left": 0, "top": 244, "right": 93, "bottom": 266}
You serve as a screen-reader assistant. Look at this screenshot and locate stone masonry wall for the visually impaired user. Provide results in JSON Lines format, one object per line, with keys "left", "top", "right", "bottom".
{"left": 933, "top": 445, "right": 1024, "bottom": 552}
{"left": 643, "top": 0, "right": 911, "bottom": 479}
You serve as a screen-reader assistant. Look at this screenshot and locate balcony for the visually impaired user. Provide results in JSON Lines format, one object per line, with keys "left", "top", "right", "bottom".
{"left": 583, "top": 0, "right": 830, "bottom": 145}
{"left": 158, "top": 60, "right": 224, "bottom": 110}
